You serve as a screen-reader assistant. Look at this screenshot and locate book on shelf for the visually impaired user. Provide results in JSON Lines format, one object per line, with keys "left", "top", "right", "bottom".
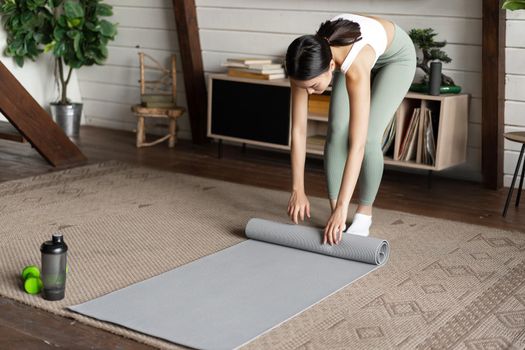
{"left": 232, "top": 67, "right": 285, "bottom": 74}
{"left": 397, "top": 107, "right": 437, "bottom": 165}
{"left": 399, "top": 108, "right": 421, "bottom": 161}
{"left": 223, "top": 57, "right": 286, "bottom": 80}
{"left": 421, "top": 109, "right": 436, "bottom": 165}
{"left": 227, "top": 68, "right": 286, "bottom": 80}
{"left": 226, "top": 57, "right": 274, "bottom": 65}
{"left": 221, "top": 62, "right": 283, "bottom": 70}
{"left": 405, "top": 112, "right": 420, "bottom": 161}
{"left": 222, "top": 62, "right": 284, "bottom": 73}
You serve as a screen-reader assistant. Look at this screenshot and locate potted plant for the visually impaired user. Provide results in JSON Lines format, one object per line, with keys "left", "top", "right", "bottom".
{"left": 408, "top": 28, "right": 461, "bottom": 94}
{"left": 0, "top": 0, "right": 118, "bottom": 137}
{"left": 502, "top": 0, "right": 525, "bottom": 10}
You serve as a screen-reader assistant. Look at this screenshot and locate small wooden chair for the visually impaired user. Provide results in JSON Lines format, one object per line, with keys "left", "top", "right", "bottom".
{"left": 131, "top": 52, "right": 185, "bottom": 148}
{"left": 502, "top": 131, "right": 525, "bottom": 217}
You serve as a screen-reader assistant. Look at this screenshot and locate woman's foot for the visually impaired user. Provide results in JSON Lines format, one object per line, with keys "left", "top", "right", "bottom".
{"left": 344, "top": 212, "right": 372, "bottom": 236}
{"left": 344, "top": 203, "right": 372, "bottom": 236}
{"left": 328, "top": 200, "right": 372, "bottom": 236}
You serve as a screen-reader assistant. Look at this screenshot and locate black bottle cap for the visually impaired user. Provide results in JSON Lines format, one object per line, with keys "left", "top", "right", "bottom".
{"left": 40, "top": 233, "right": 68, "bottom": 254}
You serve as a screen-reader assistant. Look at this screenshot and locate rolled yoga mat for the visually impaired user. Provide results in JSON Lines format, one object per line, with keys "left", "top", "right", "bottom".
{"left": 246, "top": 218, "right": 389, "bottom": 265}
{"left": 68, "top": 218, "right": 390, "bottom": 350}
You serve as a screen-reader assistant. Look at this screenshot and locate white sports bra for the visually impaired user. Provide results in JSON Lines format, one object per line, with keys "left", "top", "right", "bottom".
{"left": 329, "top": 13, "right": 388, "bottom": 73}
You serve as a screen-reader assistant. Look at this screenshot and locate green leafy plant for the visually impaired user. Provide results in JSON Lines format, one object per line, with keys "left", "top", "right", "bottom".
{"left": 408, "top": 28, "right": 455, "bottom": 86}
{"left": 0, "top": 0, "right": 118, "bottom": 104}
{"left": 502, "top": 0, "right": 525, "bottom": 10}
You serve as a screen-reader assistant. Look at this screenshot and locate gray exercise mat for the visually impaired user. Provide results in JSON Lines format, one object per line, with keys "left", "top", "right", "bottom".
{"left": 68, "top": 218, "right": 390, "bottom": 350}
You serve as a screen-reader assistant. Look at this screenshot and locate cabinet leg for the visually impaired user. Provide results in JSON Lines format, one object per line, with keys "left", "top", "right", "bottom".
{"left": 503, "top": 144, "right": 525, "bottom": 217}
{"left": 218, "top": 139, "right": 223, "bottom": 159}
{"left": 515, "top": 144, "right": 525, "bottom": 208}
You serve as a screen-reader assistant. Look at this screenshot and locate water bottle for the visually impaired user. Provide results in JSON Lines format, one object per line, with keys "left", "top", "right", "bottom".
{"left": 429, "top": 61, "right": 442, "bottom": 96}
{"left": 40, "top": 233, "right": 68, "bottom": 301}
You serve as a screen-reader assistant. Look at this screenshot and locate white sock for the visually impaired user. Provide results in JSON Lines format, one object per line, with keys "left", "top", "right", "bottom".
{"left": 344, "top": 213, "right": 372, "bottom": 237}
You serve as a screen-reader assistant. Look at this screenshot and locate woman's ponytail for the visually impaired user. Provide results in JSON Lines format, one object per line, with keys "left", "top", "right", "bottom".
{"left": 285, "top": 17, "right": 362, "bottom": 81}
{"left": 315, "top": 18, "right": 362, "bottom": 47}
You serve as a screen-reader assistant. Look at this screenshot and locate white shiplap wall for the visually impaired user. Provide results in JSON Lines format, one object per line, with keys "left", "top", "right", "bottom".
{"left": 195, "top": 0, "right": 483, "bottom": 182}
{"left": 505, "top": 10, "right": 525, "bottom": 189}
{"left": 80, "top": 0, "right": 493, "bottom": 184}
{"left": 78, "top": 0, "right": 192, "bottom": 139}
{"left": 0, "top": 32, "right": 83, "bottom": 123}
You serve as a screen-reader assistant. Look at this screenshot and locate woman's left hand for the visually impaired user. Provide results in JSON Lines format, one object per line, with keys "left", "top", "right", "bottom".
{"left": 323, "top": 205, "right": 348, "bottom": 245}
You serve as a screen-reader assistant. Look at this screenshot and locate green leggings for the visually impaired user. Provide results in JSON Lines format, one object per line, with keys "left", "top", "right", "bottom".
{"left": 324, "top": 23, "right": 416, "bottom": 205}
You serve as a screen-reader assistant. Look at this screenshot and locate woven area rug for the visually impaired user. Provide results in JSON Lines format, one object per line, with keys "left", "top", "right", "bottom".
{"left": 0, "top": 160, "right": 524, "bottom": 350}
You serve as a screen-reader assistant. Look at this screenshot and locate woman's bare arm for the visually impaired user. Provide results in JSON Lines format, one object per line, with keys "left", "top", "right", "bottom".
{"left": 290, "top": 80, "right": 309, "bottom": 192}
{"left": 335, "top": 46, "right": 375, "bottom": 209}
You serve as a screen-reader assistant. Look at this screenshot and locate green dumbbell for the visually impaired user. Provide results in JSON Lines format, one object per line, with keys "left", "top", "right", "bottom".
{"left": 21, "top": 264, "right": 69, "bottom": 295}
{"left": 21, "top": 265, "right": 43, "bottom": 294}
{"left": 24, "top": 276, "right": 44, "bottom": 295}
{"left": 21, "top": 265, "right": 40, "bottom": 280}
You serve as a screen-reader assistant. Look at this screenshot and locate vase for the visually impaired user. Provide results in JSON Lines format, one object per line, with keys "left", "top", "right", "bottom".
{"left": 429, "top": 61, "right": 442, "bottom": 96}
{"left": 50, "top": 102, "right": 83, "bottom": 137}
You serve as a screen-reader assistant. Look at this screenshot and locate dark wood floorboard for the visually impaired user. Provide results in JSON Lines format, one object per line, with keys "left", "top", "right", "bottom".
{"left": 0, "top": 125, "right": 523, "bottom": 349}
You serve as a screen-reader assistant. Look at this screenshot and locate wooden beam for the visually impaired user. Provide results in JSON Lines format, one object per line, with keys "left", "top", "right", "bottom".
{"left": 0, "top": 61, "right": 87, "bottom": 167}
{"left": 172, "top": 0, "right": 208, "bottom": 144}
{"left": 482, "top": 0, "right": 506, "bottom": 189}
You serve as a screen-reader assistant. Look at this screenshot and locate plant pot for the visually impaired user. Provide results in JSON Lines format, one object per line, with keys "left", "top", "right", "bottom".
{"left": 50, "top": 102, "right": 82, "bottom": 137}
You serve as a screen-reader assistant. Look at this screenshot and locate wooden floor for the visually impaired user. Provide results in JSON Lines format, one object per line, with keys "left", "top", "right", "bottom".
{"left": 0, "top": 125, "right": 523, "bottom": 349}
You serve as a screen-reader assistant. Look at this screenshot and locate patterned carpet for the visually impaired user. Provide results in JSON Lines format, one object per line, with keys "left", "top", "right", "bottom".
{"left": 0, "top": 161, "right": 524, "bottom": 350}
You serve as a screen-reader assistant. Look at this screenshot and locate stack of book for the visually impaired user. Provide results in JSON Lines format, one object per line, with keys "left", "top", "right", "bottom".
{"left": 222, "top": 58, "right": 286, "bottom": 80}
{"left": 398, "top": 108, "right": 436, "bottom": 165}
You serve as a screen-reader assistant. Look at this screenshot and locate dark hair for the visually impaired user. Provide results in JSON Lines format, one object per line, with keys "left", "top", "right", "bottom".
{"left": 285, "top": 18, "right": 362, "bottom": 81}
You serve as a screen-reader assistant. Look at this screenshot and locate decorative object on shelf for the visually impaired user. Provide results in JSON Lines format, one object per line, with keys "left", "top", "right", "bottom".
{"left": 0, "top": 0, "right": 118, "bottom": 138}
{"left": 408, "top": 84, "right": 461, "bottom": 94}
{"left": 408, "top": 28, "right": 461, "bottom": 94}
{"left": 131, "top": 52, "right": 185, "bottom": 148}
{"left": 222, "top": 57, "right": 286, "bottom": 80}
{"left": 429, "top": 61, "right": 442, "bottom": 96}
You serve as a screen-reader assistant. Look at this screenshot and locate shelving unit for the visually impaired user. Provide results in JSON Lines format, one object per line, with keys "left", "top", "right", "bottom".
{"left": 207, "top": 73, "right": 469, "bottom": 172}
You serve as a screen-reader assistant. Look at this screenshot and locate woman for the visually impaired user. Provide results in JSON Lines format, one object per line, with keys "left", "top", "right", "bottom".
{"left": 285, "top": 13, "right": 416, "bottom": 245}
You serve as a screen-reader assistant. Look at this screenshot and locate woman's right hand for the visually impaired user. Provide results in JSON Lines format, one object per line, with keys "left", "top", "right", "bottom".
{"left": 287, "top": 190, "right": 311, "bottom": 224}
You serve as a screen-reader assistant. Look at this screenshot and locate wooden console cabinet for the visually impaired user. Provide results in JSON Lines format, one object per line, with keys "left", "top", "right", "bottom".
{"left": 207, "top": 73, "right": 469, "bottom": 171}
